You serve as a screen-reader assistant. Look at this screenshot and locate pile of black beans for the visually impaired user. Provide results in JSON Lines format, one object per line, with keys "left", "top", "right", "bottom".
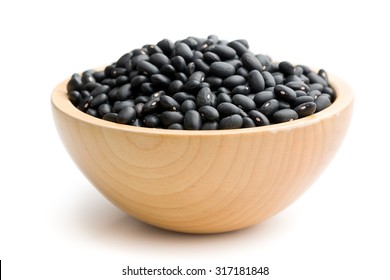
{"left": 67, "top": 35, "right": 335, "bottom": 130}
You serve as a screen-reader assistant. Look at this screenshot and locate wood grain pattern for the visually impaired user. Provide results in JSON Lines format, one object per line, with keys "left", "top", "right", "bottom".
{"left": 51, "top": 73, "right": 353, "bottom": 233}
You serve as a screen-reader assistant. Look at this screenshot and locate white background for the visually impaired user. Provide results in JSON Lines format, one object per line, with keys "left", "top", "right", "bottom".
{"left": 1, "top": 0, "right": 389, "bottom": 279}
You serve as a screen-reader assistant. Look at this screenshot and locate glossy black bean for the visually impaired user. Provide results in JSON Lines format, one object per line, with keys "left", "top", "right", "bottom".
{"left": 272, "top": 72, "right": 284, "bottom": 85}
{"left": 160, "top": 111, "right": 184, "bottom": 127}
{"left": 203, "top": 76, "right": 221, "bottom": 90}
{"left": 116, "top": 53, "right": 132, "bottom": 68}
{"left": 248, "top": 70, "right": 265, "bottom": 92}
{"left": 309, "top": 83, "right": 324, "bottom": 92}
{"left": 227, "top": 40, "right": 249, "bottom": 57}
{"left": 174, "top": 72, "right": 188, "bottom": 83}
{"left": 261, "top": 71, "right": 276, "bottom": 88}
{"left": 116, "top": 106, "right": 136, "bottom": 124}
{"left": 159, "top": 95, "right": 180, "bottom": 111}
{"left": 160, "top": 64, "right": 176, "bottom": 78}
{"left": 167, "top": 80, "right": 184, "bottom": 94}
{"left": 68, "top": 90, "right": 82, "bottom": 106}
{"left": 150, "top": 90, "right": 165, "bottom": 99}
{"left": 183, "top": 110, "right": 202, "bottom": 130}
{"left": 299, "top": 74, "right": 310, "bottom": 84}
{"left": 315, "top": 95, "right": 332, "bottom": 112}
{"left": 223, "top": 75, "right": 246, "bottom": 89}
{"left": 92, "top": 71, "right": 105, "bottom": 82}
{"left": 232, "top": 94, "right": 256, "bottom": 111}
{"left": 116, "top": 75, "right": 129, "bottom": 86}
{"left": 86, "top": 108, "right": 98, "bottom": 117}
{"left": 216, "top": 92, "right": 232, "bottom": 105}
{"left": 248, "top": 110, "right": 270, "bottom": 126}
{"left": 134, "top": 96, "right": 149, "bottom": 104}
{"left": 241, "top": 117, "right": 255, "bottom": 128}
{"left": 209, "top": 45, "right": 236, "bottom": 60}
{"left": 172, "top": 92, "right": 196, "bottom": 104}
{"left": 110, "top": 67, "right": 127, "bottom": 78}
{"left": 209, "top": 62, "right": 236, "bottom": 78}
{"left": 98, "top": 103, "right": 112, "bottom": 117}
{"left": 112, "top": 100, "right": 135, "bottom": 113}
{"left": 278, "top": 61, "right": 295, "bottom": 75}
{"left": 203, "top": 52, "right": 221, "bottom": 63}
{"left": 308, "top": 89, "right": 322, "bottom": 100}
{"left": 102, "top": 113, "right": 118, "bottom": 122}
{"left": 137, "top": 60, "right": 159, "bottom": 75}
{"left": 285, "top": 81, "right": 310, "bottom": 92}
{"left": 196, "top": 87, "right": 217, "bottom": 107}
{"left": 274, "top": 85, "right": 297, "bottom": 103}
{"left": 294, "top": 102, "right": 317, "bottom": 118}
{"left": 318, "top": 69, "right": 328, "bottom": 82}
{"left": 67, "top": 74, "right": 83, "bottom": 92}
{"left": 181, "top": 99, "right": 196, "bottom": 113}
{"left": 226, "top": 59, "right": 242, "bottom": 69}
{"left": 241, "top": 52, "right": 263, "bottom": 71}
{"left": 157, "top": 38, "right": 174, "bottom": 56}
{"left": 199, "top": 105, "right": 219, "bottom": 121}
{"left": 278, "top": 100, "right": 291, "bottom": 109}
{"left": 272, "top": 109, "right": 298, "bottom": 123}
{"left": 307, "top": 71, "right": 328, "bottom": 87}
{"left": 259, "top": 99, "right": 279, "bottom": 117}
{"left": 134, "top": 103, "right": 144, "bottom": 118}
{"left": 175, "top": 43, "right": 193, "bottom": 61}
{"left": 142, "top": 97, "right": 159, "bottom": 114}
{"left": 131, "top": 75, "right": 149, "bottom": 88}
{"left": 171, "top": 56, "right": 187, "bottom": 72}
{"left": 77, "top": 96, "right": 92, "bottom": 112}
{"left": 293, "top": 96, "right": 315, "bottom": 107}
{"left": 255, "top": 54, "right": 271, "bottom": 70}
{"left": 201, "top": 121, "right": 219, "bottom": 130}
{"left": 231, "top": 85, "right": 250, "bottom": 95}
{"left": 100, "top": 78, "right": 116, "bottom": 88}
{"left": 217, "top": 102, "right": 241, "bottom": 117}
{"left": 186, "top": 62, "right": 196, "bottom": 76}
{"left": 295, "top": 90, "right": 307, "bottom": 97}
{"left": 193, "top": 50, "right": 203, "bottom": 60}
{"left": 218, "top": 114, "right": 243, "bottom": 129}
{"left": 217, "top": 87, "right": 231, "bottom": 94}
{"left": 140, "top": 82, "right": 155, "bottom": 94}
{"left": 90, "top": 85, "right": 110, "bottom": 97}
{"left": 143, "top": 44, "right": 163, "bottom": 55}
{"left": 81, "top": 72, "right": 96, "bottom": 84}
{"left": 90, "top": 93, "right": 108, "bottom": 108}
{"left": 194, "top": 59, "right": 210, "bottom": 74}
{"left": 143, "top": 114, "right": 160, "bottom": 128}
{"left": 148, "top": 53, "right": 170, "bottom": 68}
{"left": 322, "top": 86, "right": 336, "bottom": 101}
{"left": 150, "top": 73, "right": 171, "bottom": 87}
{"left": 116, "top": 83, "right": 133, "bottom": 101}
{"left": 183, "top": 80, "right": 200, "bottom": 92}
{"left": 253, "top": 91, "right": 275, "bottom": 106}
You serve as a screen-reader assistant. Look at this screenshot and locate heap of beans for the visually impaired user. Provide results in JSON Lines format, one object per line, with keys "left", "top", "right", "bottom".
{"left": 67, "top": 35, "right": 335, "bottom": 130}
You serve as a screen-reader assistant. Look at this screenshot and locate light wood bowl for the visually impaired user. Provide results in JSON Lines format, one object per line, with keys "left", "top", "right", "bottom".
{"left": 51, "top": 73, "right": 353, "bottom": 233}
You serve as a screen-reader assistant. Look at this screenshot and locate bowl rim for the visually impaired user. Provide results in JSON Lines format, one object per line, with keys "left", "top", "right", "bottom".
{"left": 51, "top": 72, "right": 354, "bottom": 136}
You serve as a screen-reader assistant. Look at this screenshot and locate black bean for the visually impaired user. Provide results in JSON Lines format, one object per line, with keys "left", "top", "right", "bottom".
{"left": 285, "top": 81, "right": 310, "bottom": 92}
{"left": 142, "top": 97, "right": 159, "bottom": 114}
{"left": 223, "top": 75, "right": 246, "bottom": 89}
{"left": 172, "top": 92, "right": 196, "bottom": 104}
{"left": 219, "top": 114, "right": 243, "bottom": 129}
{"left": 248, "top": 70, "right": 265, "bottom": 92}
{"left": 171, "top": 56, "right": 187, "bottom": 72}
{"left": 232, "top": 94, "right": 256, "bottom": 111}
{"left": 98, "top": 103, "right": 112, "bottom": 117}
{"left": 242, "top": 117, "right": 256, "bottom": 128}
{"left": 284, "top": 75, "right": 301, "bottom": 84}
{"left": 307, "top": 71, "right": 328, "bottom": 87}
{"left": 217, "top": 102, "right": 241, "bottom": 117}
{"left": 318, "top": 69, "right": 328, "bottom": 82}
{"left": 102, "top": 113, "right": 118, "bottom": 122}
{"left": 157, "top": 38, "right": 174, "bottom": 56}
{"left": 174, "top": 72, "right": 188, "bottom": 83}
{"left": 309, "top": 83, "right": 324, "bottom": 92}
{"left": 322, "top": 86, "right": 336, "bottom": 101}
{"left": 315, "top": 95, "right": 332, "bottom": 112}
{"left": 160, "top": 64, "right": 176, "bottom": 78}
{"left": 248, "top": 110, "right": 270, "bottom": 126}
{"left": 253, "top": 91, "right": 275, "bottom": 106}
{"left": 209, "top": 45, "right": 237, "bottom": 60}
{"left": 272, "top": 109, "right": 298, "bottom": 123}
{"left": 295, "top": 90, "right": 307, "bottom": 97}
{"left": 116, "top": 75, "right": 129, "bottom": 86}
{"left": 274, "top": 85, "right": 297, "bottom": 103}
{"left": 231, "top": 85, "right": 250, "bottom": 95}
{"left": 259, "top": 99, "right": 279, "bottom": 117}
{"left": 131, "top": 75, "right": 149, "bottom": 88}
{"left": 196, "top": 87, "right": 217, "bottom": 107}
{"left": 112, "top": 100, "right": 135, "bottom": 113}
{"left": 143, "top": 114, "right": 160, "bottom": 128}
{"left": 100, "top": 78, "right": 116, "bottom": 88}
{"left": 68, "top": 90, "right": 82, "bottom": 106}
{"left": 181, "top": 99, "right": 197, "bottom": 113}
{"left": 216, "top": 92, "right": 232, "bottom": 105}
{"left": 167, "top": 80, "right": 183, "bottom": 94}
{"left": 134, "top": 96, "right": 149, "bottom": 104}
{"left": 227, "top": 40, "right": 249, "bottom": 57}
{"left": 116, "top": 106, "right": 136, "bottom": 124}
{"left": 209, "top": 62, "right": 236, "bottom": 78}
{"left": 278, "top": 100, "right": 291, "bottom": 109}
{"left": 67, "top": 74, "right": 83, "bottom": 92}
{"left": 81, "top": 72, "right": 96, "bottom": 84}
{"left": 203, "top": 52, "right": 221, "bottom": 64}
{"left": 293, "top": 96, "right": 315, "bottom": 107}
{"left": 90, "top": 93, "right": 108, "bottom": 108}
{"left": 194, "top": 59, "right": 210, "bottom": 74}
{"left": 150, "top": 73, "right": 171, "bottom": 87}
{"left": 159, "top": 95, "right": 181, "bottom": 111}
{"left": 199, "top": 105, "right": 219, "bottom": 121}
{"left": 225, "top": 59, "right": 242, "bottom": 70}
{"left": 308, "top": 89, "right": 322, "bottom": 100}
{"left": 116, "top": 53, "right": 132, "bottom": 68}
{"left": 168, "top": 123, "right": 184, "bottom": 130}
{"left": 137, "top": 60, "right": 159, "bottom": 75}
{"left": 149, "top": 53, "right": 170, "bottom": 68}
{"left": 183, "top": 110, "right": 202, "bottom": 130}
{"left": 278, "top": 61, "right": 295, "bottom": 75}
{"left": 160, "top": 111, "right": 184, "bottom": 127}
{"left": 134, "top": 103, "right": 144, "bottom": 118}
{"left": 217, "top": 87, "right": 231, "bottom": 94}
{"left": 175, "top": 43, "right": 193, "bottom": 61}
{"left": 241, "top": 52, "right": 263, "bottom": 71}
{"left": 92, "top": 71, "right": 105, "bottom": 82}
{"left": 90, "top": 85, "right": 110, "bottom": 97}
{"left": 193, "top": 50, "right": 203, "bottom": 60}
{"left": 186, "top": 62, "right": 196, "bottom": 76}
{"left": 116, "top": 83, "right": 133, "bottom": 101}
{"left": 236, "top": 67, "right": 249, "bottom": 78}
{"left": 261, "top": 71, "right": 276, "bottom": 88}
{"left": 272, "top": 72, "right": 284, "bottom": 85}
{"left": 294, "top": 102, "right": 317, "bottom": 118}
{"left": 204, "top": 76, "right": 223, "bottom": 90}
{"left": 255, "top": 54, "right": 272, "bottom": 70}
{"left": 86, "top": 108, "right": 98, "bottom": 117}
{"left": 77, "top": 96, "right": 92, "bottom": 112}
{"left": 141, "top": 82, "right": 155, "bottom": 94}
{"left": 201, "top": 121, "right": 219, "bottom": 130}
{"left": 143, "top": 44, "right": 163, "bottom": 55}
{"left": 132, "top": 118, "right": 142, "bottom": 127}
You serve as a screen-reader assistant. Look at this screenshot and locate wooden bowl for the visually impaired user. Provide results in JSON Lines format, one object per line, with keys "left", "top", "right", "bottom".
{"left": 51, "top": 73, "right": 353, "bottom": 233}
